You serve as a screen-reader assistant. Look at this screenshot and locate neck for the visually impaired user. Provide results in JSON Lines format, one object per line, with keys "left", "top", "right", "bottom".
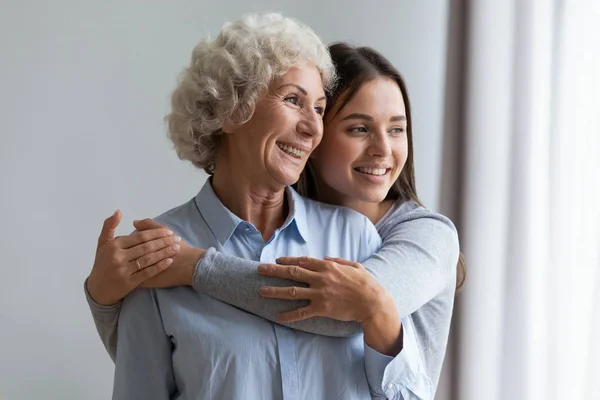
{"left": 342, "top": 199, "right": 395, "bottom": 225}
{"left": 211, "top": 156, "right": 287, "bottom": 242}
{"left": 316, "top": 182, "right": 394, "bottom": 225}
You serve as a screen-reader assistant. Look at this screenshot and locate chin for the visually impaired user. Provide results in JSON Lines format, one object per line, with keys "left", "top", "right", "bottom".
{"left": 360, "top": 190, "right": 388, "bottom": 204}
{"left": 275, "top": 171, "right": 303, "bottom": 187}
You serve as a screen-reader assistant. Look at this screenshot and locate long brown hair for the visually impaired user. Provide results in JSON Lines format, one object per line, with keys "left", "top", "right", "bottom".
{"left": 295, "top": 43, "right": 466, "bottom": 291}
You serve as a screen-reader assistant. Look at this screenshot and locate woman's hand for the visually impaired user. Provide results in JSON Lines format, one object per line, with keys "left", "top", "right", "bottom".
{"left": 86, "top": 210, "right": 181, "bottom": 306}
{"left": 258, "top": 256, "right": 403, "bottom": 356}
{"left": 133, "top": 219, "right": 205, "bottom": 288}
{"left": 257, "top": 256, "right": 390, "bottom": 324}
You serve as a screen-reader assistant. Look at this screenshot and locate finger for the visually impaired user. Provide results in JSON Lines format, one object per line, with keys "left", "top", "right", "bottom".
{"left": 276, "top": 306, "right": 318, "bottom": 323}
{"left": 98, "top": 209, "right": 122, "bottom": 245}
{"left": 258, "top": 285, "right": 315, "bottom": 300}
{"left": 133, "top": 218, "right": 167, "bottom": 232}
{"left": 257, "top": 264, "right": 318, "bottom": 283}
{"left": 324, "top": 257, "right": 362, "bottom": 269}
{"left": 131, "top": 244, "right": 181, "bottom": 272}
{"left": 125, "top": 235, "right": 181, "bottom": 260}
{"left": 275, "top": 256, "right": 326, "bottom": 272}
{"left": 131, "top": 258, "right": 173, "bottom": 285}
{"left": 117, "top": 228, "right": 174, "bottom": 249}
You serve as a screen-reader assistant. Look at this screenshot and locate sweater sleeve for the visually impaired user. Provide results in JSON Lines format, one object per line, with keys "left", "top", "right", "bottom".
{"left": 364, "top": 206, "right": 460, "bottom": 317}
{"left": 84, "top": 278, "right": 120, "bottom": 361}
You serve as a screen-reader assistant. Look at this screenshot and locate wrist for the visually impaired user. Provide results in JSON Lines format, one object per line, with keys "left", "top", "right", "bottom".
{"left": 186, "top": 248, "right": 206, "bottom": 286}
{"left": 86, "top": 276, "right": 116, "bottom": 306}
{"left": 361, "top": 286, "right": 395, "bottom": 323}
{"left": 362, "top": 294, "right": 399, "bottom": 332}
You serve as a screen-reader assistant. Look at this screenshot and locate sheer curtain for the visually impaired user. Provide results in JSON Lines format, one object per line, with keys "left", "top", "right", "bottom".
{"left": 436, "top": 1, "right": 600, "bottom": 399}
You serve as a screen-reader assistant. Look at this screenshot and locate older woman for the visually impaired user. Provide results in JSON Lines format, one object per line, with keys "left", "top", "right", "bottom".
{"left": 87, "top": 13, "right": 426, "bottom": 400}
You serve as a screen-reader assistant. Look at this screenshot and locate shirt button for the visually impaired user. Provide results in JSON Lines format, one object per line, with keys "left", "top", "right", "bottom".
{"left": 244, "top": 226, "right": 250, "bottom": 232}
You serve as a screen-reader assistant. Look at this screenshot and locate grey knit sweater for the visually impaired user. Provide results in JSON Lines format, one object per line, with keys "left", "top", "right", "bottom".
{"left": 85, "top": 199, "right": 459, "bottom": 392}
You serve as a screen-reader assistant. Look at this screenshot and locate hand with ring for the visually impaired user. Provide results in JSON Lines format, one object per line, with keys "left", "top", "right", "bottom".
{"left": 257, "top": 256, "right": 394, "bottom": 324}
{"left": 133, "top": 218, "right": 205, "bottom": 289}
{"left": 86, "top": 210, "right": 182, "bottom": 306}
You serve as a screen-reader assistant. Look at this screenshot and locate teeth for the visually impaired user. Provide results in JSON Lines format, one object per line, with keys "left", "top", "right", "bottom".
{"left": 277, "top": 143, "right": 305, "bottom": 158}
{"left": 357, "top": 167, "right": 387, "bottom": 176}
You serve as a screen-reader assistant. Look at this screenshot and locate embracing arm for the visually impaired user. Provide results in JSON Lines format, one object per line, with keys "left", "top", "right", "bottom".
{"left": 193, "top": 206, "right": 459, "bottom": 336}
{"left": 84, "top": 213, "right": 180, "bottom": 361}
{"left": 85, "top": 279, "right": 121, "bottom": 361}
{"left": 87, "top": 205, "right": 459, "bottom": 352}
{"left": 193, "top": 248, "right": 362, "bottom": 336}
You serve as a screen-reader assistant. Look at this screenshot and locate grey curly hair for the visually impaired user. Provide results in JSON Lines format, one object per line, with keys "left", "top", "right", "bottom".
{"left": 166, "top": 13, "right": 336, "bottom": 174}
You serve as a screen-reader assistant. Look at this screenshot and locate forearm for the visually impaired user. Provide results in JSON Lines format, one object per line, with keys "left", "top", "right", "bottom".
{"left": 84, "top": 278, "right": 120, "bottom": 361}
{"left": 194, "top": 248, "right": 361, "bottom": 336}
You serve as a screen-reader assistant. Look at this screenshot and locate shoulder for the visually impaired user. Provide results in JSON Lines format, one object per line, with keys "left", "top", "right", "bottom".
{"left": 381, "top": 200, "right": 458, "bottom": 235}
{"left": 151, "top": 198, "right": 198, "bottom": 234}
{"left": 300, "top": 195, "right": 370, "bottom": 227}
{"left": 380, "top": 200, "right": 460, "bottom": 257}
{"left": 298, "top": 194, "right": 381, "bottom": 258}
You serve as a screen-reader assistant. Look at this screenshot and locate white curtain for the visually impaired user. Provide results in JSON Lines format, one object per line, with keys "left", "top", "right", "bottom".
{"left": 436, "top": 1, "right": 600, "bottom": 399}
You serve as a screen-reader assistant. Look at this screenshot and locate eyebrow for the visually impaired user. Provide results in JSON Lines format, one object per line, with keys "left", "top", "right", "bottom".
{"left": 341, "top": 113, "right": 407, "bottom": 122}
{"left": 278, "top": 84, "right": 326, "bottom": 102}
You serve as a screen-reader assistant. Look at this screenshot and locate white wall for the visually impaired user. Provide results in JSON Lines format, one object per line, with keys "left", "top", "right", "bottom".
{"left": 0, "top": 1, "right": 449, "bottom": 398}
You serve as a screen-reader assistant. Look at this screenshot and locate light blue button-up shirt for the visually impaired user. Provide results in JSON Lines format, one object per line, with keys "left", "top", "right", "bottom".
{"left": 113, "top": 181, "right": 426, "bottom": 399}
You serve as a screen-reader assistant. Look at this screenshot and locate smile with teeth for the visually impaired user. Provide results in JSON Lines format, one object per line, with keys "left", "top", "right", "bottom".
{"left": 277, "top": 142, "right": 306, "bottom": 159}
{"left": 355, "top": 167, "right": 389, "bottom": 176}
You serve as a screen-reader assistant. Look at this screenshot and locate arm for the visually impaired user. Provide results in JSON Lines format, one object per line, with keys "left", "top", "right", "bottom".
{"left": 112, "top": 288, "right": 177, "bottom": 399}
{"left": 193, "top": 248, "right": 361, "bottom": 336}
{"left": 84, "top": 279, "right": 120, "bottom": 361}
{"left": 84, "top": 212, "right": 181, "bottom": 361}
{"left": 362, "top": 208, "right": 459, "bottom": 317}
{"left": 192, "top": 207, "right": 458, "bottom": 335}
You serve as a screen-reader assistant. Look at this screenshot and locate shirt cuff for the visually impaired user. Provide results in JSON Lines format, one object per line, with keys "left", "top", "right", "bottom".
{"left": 364, "top": 317, "right": 432, "bottom": 399}
{"left": 192, "top": 247, "right": 218, "bottom": 292}
{"left": 83, "top": 278, "right": 121, "bottom": 311}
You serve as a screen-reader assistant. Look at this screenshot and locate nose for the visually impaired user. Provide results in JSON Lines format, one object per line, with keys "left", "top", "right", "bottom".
{"left": 368, "top": 131, "right": 392, "bottom": 157}
{"left": 296, "top": 110, "right": 323, "bottom": 139}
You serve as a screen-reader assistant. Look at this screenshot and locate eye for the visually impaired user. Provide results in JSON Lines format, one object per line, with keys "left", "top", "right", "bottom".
{"left": 349, "top": 126, "right": 368, "bottom": 133}
{"left": 314, "top": 105, "right": 325, "bottom": 116}
{"left": 389, "top": 127, "right": 405, "bottom": 135}
{"left": 284, "top": 96, "right": 299, "bottom": 105}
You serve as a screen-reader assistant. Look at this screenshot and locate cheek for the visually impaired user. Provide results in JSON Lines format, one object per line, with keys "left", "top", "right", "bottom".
{"left": 393, "top": 140, "right": 409, "bottom": 169}
{"left": 315, "top": 135, "right": 354, "bottom": 171}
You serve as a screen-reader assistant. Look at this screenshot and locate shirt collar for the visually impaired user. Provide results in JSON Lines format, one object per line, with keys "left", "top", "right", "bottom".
{"left": 194, "top": 180, "right": 243, "bottom": 246}
{"left": 194, "top": 181, "right": 309, "bottom": 246}
{"left": 284, "top": 186, "right": 309, "bottom": 244}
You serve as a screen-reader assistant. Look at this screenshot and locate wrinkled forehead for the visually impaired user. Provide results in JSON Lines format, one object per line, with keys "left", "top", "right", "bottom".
{"left": 269, "top": 63, "right": 326, "bottom": 100}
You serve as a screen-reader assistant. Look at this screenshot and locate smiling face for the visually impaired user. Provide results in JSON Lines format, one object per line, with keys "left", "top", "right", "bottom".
{"left": 223, "top": 63, "right": 326, "bottom": 191}
{"left": 311, "top": 77, "right": 408, "bottom": 205}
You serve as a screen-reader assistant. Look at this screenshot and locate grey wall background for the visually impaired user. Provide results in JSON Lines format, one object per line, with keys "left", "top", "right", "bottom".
{"left": 0, "top": 1, "right": 449, "bottom": 398}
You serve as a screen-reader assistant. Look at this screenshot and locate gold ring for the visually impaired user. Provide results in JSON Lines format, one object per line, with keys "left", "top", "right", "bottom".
{"left": 136, "top": 259, "right": 142, "bottom": 271}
